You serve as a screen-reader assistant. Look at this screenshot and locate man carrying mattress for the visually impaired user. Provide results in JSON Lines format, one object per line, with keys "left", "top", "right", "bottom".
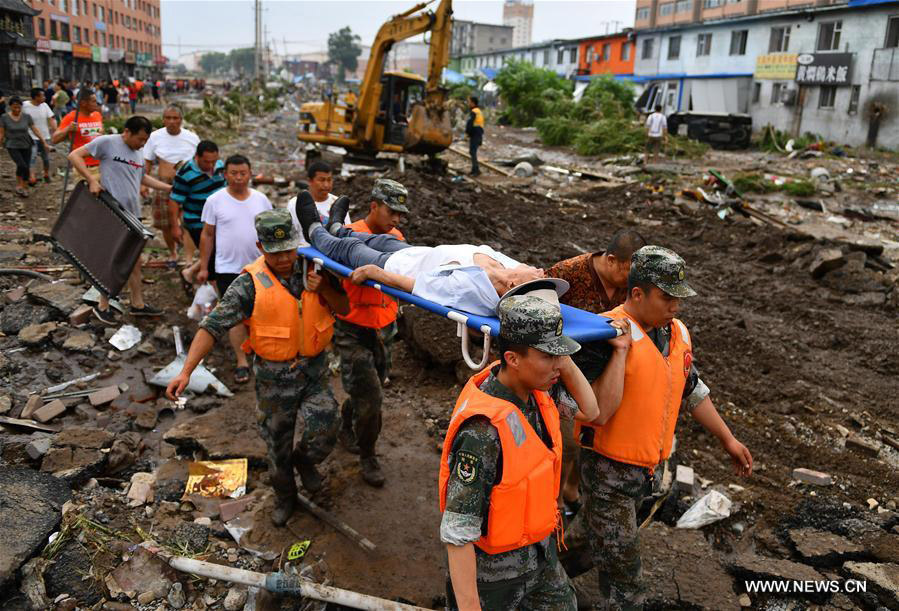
{"left": 166, "top": 210, "right": 350, "bottom": 527}
{"left": 294, "top": 186, "right": 544, "bottom": 316}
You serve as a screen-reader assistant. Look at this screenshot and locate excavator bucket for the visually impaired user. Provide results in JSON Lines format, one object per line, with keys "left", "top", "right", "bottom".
{"left": 405, "top": 103, "right": 452, "bottom": 155}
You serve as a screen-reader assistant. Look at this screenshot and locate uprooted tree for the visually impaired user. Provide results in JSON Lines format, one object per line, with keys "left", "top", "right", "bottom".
{"left": 495, "top": 61, "right": 705, "bottom": 157}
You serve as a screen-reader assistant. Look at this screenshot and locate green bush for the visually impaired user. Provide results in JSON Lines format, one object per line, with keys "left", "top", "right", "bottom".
{"left": 535, "top": 116, "right": 580, "bottom": 146}
{"left": 573, "top": 118, "right": 645, "bottom": 156}
{"left": 494, "top": 60, "right": 573, "bottom": 127}
{"left": 782, "top": 180, "right": 816, "bottom": 197}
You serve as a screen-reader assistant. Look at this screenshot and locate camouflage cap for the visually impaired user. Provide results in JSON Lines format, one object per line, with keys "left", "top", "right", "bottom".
{"left": 498, "top": 295, "right": 580, "bottom": 356}
{"left": 371, "top": 178, "right": 409, "bottom": 213}
{"left": 254, "top": 209, "right": 302, "bottom": 253}
{"left": 631, "top": 245, "right": 697, "bottom": 298}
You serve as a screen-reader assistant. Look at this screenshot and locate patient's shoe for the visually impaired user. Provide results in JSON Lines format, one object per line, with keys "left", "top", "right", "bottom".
{"left": 294, "top": 190, "right": 321, "bottom": 242}
{"left": 326, "top": 196, "right": 351, "bottom": 235}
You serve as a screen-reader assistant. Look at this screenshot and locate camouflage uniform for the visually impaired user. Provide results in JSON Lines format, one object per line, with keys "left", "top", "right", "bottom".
{"left": 336, "top": 178, "right": 409, "bottom": 460}
{"left": 334, "top": 319, "right": 396, "bottom": 455}
{"left": 200, "top": 218, "right": 343, "bottom": 503}
{"left": 564, "top": 246, "right": 709, "bottom": 610}
{"left": 441, "top": 294, "right": 581, "bottom": 610}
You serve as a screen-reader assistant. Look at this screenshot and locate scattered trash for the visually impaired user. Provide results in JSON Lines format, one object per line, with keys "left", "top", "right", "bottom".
{"left": 287, "top": 540, "right": 311, "bottom": 561}
{"left": 187, "top": 283, "right": 218, "bottom": 321}
{"left": 184, "top": 459, "right": 248, "bottom": 499}
{"left": 109, "top": 325, "right": 142, "bottom": 351}
{"left": 149, "top": 326, "right": 233, "bottom": 397}
{"left": 81, "top": 286, "right": 124, "bottom": 313}
{"left": 676, "top": 490, "right": 733, "bottom": 529}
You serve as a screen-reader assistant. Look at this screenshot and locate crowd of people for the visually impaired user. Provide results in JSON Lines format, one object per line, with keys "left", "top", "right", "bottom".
{"left": 29, "top": 84, "right": 752, "bottom": 609}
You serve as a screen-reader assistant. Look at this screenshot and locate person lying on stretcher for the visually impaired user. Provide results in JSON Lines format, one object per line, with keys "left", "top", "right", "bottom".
{"left": 294, "top": 186, "right": 549, "bottom": 316}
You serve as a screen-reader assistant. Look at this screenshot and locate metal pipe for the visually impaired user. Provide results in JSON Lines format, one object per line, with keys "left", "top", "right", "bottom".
{"left": 168, "top": 557, "right": 428, "bottom": 610}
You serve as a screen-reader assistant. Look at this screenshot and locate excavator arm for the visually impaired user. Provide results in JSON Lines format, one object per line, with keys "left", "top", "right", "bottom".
{"left": 357, "top": 0, "right": 453, "bottom": 148}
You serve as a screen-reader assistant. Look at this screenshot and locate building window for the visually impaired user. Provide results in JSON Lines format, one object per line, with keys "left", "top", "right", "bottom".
{"left": 602, "top": 43, "right": 610, "bottom": 61}
{"left": 621, "top": 42, "right": 631, "bottom": 61}
{"left": 642, "top": 38, "right": 654, "bottom": 59}
{"left": 819, "top": 86, "right": 837, "bottom": 108}
{"left": 885, "top": 16, "right": 899, "bottom": 47}
{"left": 93, "top": 30, "right": 98, "bottom": 44}
{"left": 50, "top": 20, "right": 57, "bottom": 39}
{"left": 60, "top": 0, "right": 67, "bottom": 12}
{"left": 730, "top": 29, "right": 748, "bottom": 55}
{"left": 675, "top": 0, "right": 691, "bottom": 13}
{"left": 817, "top": 21, "right": 842, "bottom": 51}
{"left": 101, "top": 31, "right": 106, "bottom": 46}
{"left": 500, "top": 37, "right": 506, "bottom": 44}
{"left": 769, "top": 26, "right": 790, "bottom": 52}
{"left": 848, "top": 84, "right": 861, "bottom": 113}
{"left": 668, "top": 35, "right": 681, "bottom": 59}
{"left": 696, "top": 33, "right": 712, "bottom": 56}
{"left": 637, "top": 7, "right": 650, "bottom": 20}
{"left": 544, "top": 49, "right": 550, "bottom": 64}
{"left": 752, "top": 82, "right": 761, "bottom": 103}
{"left": 570, "top": 47, "right": 577, "bottom": 63}
{"left": 703, "top": 0, "right": 722, "bottom": 7}
{"left": 38, "top": 18, "right": 45, "bottom": 36}
{"left": 73, "top": 25, "right": 80, "bottom": 43}
{"left": 659, "top": 3, "right": 674, "bottom": 16}
{"left": 557, "top": 48, "right": 564, "bottom": 63}
{"left": 771, "top": 82, "right": 784, "bottom": 104}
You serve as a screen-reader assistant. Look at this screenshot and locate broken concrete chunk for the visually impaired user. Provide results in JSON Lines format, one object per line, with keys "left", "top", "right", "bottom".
{"left": 809, "top": 248, "right": 845, "bottom": 278}
{"left": 88, "top": 385, "right": 121, "bottom": 407}
{"left": 127, "top": 472, "right": 156, "bottom": 507}
{"left": 61, "top": 330, "right": 95, "bottom": 352}
{"left": 729, "top": 553, "right": 825, "bottom": 586}
{"left": 163, "top": 403, "right": 267, "bottom": 466}
{"left": 787, "top": 528, "right": 864, "bottom": 566}
{"left": 223, "top": 586, "right": 247, "bottom": 611}
{"left": 32, "top": 399, "right": 66, "bottom": 423}
{"left": 842, "top": 562, "right": 899, "bottom": 608}
{"left": 0, "top": 467, "right": 71, "bottom": 587}
{"left": 792, "top": 468, "right": 833, "bottom": 486}
{"left": 0, "top": 395, "right": 11, "bottom": 415}
{"left": 675, "top": 464, "right": 695, "bottom": 494}
{"left": 27, "top": 282, "right": 84, "bottom": 315}
{"left": 845, "top": 433, "right": 880, "bottom": 457}
{"left": 18, "top": 322, "right": 58, "bottom": 346}
{"left": 219, "top": 496, "right": 254, "bottom": 523}
{"left": 107, "top": 546, "right": 178, "bottom": 600}
{"left": 54, "top": 427, "right": 114, "bottom": 449}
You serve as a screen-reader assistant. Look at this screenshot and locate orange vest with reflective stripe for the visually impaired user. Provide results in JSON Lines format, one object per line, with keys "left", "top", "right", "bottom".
{"left": 336, "top": 219, "right": 404, "bottom": 329}
{"left": 439, "top": 364, "right": 562, "bottom": 555}
{"left": 576, "top": 305, "right": 692, "bottom": 468}
{"left": 241, "top": 257, "right": 334, "bottom": 361}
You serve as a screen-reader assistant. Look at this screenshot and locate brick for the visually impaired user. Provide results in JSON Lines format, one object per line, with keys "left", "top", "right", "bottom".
{"left": 88, "top": 385, "right": 121, "bottom": 407}
{"left": 21, "top": 394, "right": 43, "bottom": 419}
{"left": 845, "top": 434, "right": 880, "bottom": 457}
{"left": 792, "top": 468, "right": 833, "bottom": 486}
{"left": 26, "top": 437, "right": 52, "bottom": 460}
{"left": 68, "top": 304, "right": 93, "bottom": 326}
{"left": 675, "top": 464, "right": 695, "bottom": 494}
{"left": 33, "top": 399, "right": 67, "bottom": 423}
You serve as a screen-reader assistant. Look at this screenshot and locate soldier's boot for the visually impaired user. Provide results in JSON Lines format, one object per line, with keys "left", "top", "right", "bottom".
{"left": 270, "top": 471, "right": 297, "bottom": 527}
{"left": 296, "top": 462, "right": 324, "bottom": 493}
{"left": 337, "top": 400, "right": 360, "bottom": 455}
{"left": 359, "top": 455, "right": 385, "bottom": 488}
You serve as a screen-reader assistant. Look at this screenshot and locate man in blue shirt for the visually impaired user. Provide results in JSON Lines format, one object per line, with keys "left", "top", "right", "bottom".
{"left": 169, "top": 139, "right": 226, "bottom": 287}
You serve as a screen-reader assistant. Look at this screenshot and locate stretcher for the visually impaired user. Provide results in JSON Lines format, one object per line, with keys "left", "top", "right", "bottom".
{"left": 297, "top": 247, "right": 618, "bottom": 369}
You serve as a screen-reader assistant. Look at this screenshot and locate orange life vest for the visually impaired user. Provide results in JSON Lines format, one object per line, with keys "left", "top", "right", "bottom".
{"left": 576, "top": 304, "right": 692, "bottom": 468}
{"left": 336, "top": 219, "right": 404, "bottom": 329}
{"left": 439, "top": 364, "right": 562, "bottom": 555}
{"left": 241, "top": 257, "right": 334, "bottom": 361}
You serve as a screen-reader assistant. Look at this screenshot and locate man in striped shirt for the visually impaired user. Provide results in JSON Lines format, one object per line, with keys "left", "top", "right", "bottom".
{"left": 169, "top": 140, "right": 225, "bottom": 285}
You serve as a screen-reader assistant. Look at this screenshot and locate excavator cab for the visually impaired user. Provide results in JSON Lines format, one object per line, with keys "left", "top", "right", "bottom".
{"left": 377, "top": 71, "right": 426, "bottom": 146}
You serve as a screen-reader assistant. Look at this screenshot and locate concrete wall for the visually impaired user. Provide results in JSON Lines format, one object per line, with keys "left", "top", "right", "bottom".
{"left": 459, "top": 40, "right": 581, "bottom": 78}
{"left": 749, "top": 5, "right": 899, "bottom": 149}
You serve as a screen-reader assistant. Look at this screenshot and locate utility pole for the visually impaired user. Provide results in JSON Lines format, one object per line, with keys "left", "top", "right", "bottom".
{"left": 254, "top": 0, "right": 262, "bottom": 81}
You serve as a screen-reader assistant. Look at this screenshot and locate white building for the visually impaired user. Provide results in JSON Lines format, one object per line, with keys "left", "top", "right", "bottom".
{"left": 503, "top": 0, "right": 534, "bottom": 47}
{"left": 634, "top": 0, "right": 899, "bottom": 148}
{"left": 459, "top": 39, "right": 581, "bottom": 79}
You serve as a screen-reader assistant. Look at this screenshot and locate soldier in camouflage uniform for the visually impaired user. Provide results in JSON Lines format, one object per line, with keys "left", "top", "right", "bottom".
{"left": 564, "top": 246, "right": 753, "bottom": 610}
{"left": 440, "top": 282, "right": 600, "bottom": 611}
{"left": 166, "top": 210, "right": 349, "bottom": 527}
{"left": 334, "top": 179, "right": 410, "bottom": 487}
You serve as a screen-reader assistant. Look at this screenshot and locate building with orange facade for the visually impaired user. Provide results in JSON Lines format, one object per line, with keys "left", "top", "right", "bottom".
{"left": 576, "top": 30, "right": 636, "bottom": 79}
{"left": 22, "top": 0, "right": 162, "bottom": 86}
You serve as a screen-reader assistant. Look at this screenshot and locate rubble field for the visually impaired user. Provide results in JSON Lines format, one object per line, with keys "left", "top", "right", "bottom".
{"left": 0, "top": 102, "right": 897, "bottom": 610}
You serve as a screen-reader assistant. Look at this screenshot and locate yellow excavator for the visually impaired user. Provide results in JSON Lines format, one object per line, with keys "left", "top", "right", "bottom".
{"left": 297, "top": 0, "right": 453, "bottom": 159}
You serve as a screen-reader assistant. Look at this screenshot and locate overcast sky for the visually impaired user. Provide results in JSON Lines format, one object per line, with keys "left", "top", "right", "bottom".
{"left": 160, "top": 0, "right": 636, "bottom": 60}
